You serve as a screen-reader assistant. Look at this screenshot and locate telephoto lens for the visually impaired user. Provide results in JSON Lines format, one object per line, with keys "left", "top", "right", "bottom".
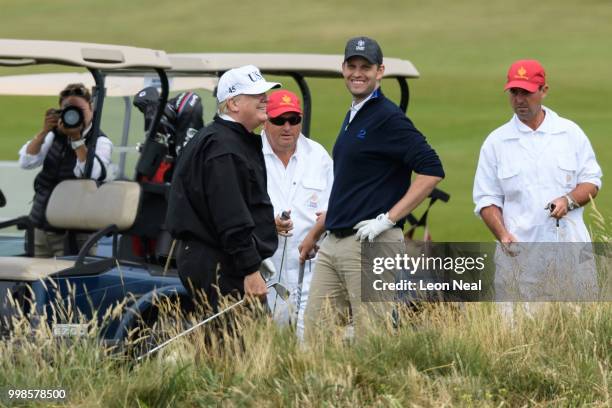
{"left": 60, "top": 105, "right": 84, "bottom": 128}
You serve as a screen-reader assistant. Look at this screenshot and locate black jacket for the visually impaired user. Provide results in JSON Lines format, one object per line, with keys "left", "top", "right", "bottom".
{"left": 167, "top": 116, "right": 278, "bottom": 277}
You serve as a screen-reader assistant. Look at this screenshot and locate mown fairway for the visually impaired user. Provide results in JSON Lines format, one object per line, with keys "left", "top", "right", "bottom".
{"left": 0, "top": 0, "right": 610, "bottom": 240}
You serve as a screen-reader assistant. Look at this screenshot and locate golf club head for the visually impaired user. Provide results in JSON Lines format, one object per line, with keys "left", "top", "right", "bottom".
{"left": 260, "top": 258, "right": 277, "bottom": 281}
{"left": 268, "top": 282, "right": 290, "bottom": 302}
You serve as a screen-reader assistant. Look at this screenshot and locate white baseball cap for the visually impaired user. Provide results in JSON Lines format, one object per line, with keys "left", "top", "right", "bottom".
{"left": 216, "top": 65, "right": 281, "bottom": 102}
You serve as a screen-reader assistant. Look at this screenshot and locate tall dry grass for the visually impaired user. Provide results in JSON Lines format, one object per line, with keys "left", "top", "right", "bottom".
{"left": 0, "top": 208, "right": 610, "bottom": 406}
{"left": 1, "top": 292, "right": 610, "bottom": 407}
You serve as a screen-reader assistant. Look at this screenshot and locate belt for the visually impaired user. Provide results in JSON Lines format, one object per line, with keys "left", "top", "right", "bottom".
{"left": 329, "top": 228, "right": 357, "bottom": 238}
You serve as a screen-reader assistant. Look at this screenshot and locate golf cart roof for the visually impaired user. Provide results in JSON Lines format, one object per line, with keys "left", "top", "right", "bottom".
{"left": 0, "top": 39, "right": 171, "bottom": 70}
{"left": 169, "top": 52, "right": 419, "bottom": 137}
{"left": 169, "top": 53, "right": 419, "bottom": 78}
{"left": 0, "top": 72, "right": 217, "bottom": 97}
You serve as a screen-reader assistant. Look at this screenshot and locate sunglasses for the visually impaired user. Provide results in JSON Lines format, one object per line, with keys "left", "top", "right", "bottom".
{"left": 269, "top": 115, "right": 302, "bottom": 126}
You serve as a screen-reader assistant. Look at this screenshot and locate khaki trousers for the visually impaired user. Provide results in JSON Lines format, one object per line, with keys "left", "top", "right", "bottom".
{"left": 34, "top": 228, "right": 93, "bottom": 258}
{"left": 304, "top": 228, "right": 404, "bottom": 340}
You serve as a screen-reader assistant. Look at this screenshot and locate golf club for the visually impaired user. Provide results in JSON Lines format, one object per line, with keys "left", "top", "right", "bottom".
{"left": 546, "top": 202, "right": 560, "bottom": 241}
{"left": 292, "top": 259, "right": 309, "bottom": 329}
{"left": 273, "top": 210, "right": 291, "bottom": 314}
{"left": 137, "top": 280, "right": 290, "bottom": 361}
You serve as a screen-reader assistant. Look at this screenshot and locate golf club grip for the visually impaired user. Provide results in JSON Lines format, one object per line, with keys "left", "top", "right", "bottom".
{"left": 547, "top": 202, "right": 560, "bottom": 227}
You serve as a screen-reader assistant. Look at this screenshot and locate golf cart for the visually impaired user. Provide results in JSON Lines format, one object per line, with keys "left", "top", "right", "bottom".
{"left": 0, "top": 39, "right": 197, "bottom": 346}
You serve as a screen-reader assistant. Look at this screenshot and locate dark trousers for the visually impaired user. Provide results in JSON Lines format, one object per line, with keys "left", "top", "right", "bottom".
{"left": 176, "top": 239, "right": 245, "bottom": 311}
{"left": 177, "top": 240, "right": 268, "bottom": 349}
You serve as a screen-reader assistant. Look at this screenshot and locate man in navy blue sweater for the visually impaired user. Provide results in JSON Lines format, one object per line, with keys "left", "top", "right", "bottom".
{"left": 304, "top": 37, "right": 445, "bottom": 339}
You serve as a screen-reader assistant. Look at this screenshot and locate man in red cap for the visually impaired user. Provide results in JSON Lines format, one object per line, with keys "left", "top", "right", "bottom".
{"left": 474, "top": 59, "right": 601, "bottom": 243}
{"left": 473, "top": 59, "right": 602, "bottom": 302}
{"left": 261, "top": 89, "right": 333, "bottom": 338}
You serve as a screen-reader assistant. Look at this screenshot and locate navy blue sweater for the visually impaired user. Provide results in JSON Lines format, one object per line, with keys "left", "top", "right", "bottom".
{"left": 325, "top": 88, "right": 444, "bottom": 230}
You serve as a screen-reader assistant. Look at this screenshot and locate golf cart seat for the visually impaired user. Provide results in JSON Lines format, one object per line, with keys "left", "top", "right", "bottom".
{"left": 0, "top": 179, "right": 141, "bottom": 281}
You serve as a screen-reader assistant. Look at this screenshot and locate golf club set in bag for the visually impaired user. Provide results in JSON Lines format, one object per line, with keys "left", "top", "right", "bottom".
{"left": 133, "top": 87, "right": 204, "bottom": 182}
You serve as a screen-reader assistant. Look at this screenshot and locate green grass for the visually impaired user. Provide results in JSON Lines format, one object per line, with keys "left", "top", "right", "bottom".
{"left": 1, "top": 0, "right": 610, "bottom": 240}
{"left": 0, "top": 5, "right": 610, "bottom": 403}
{"left": 1, "top": 301, "right": 610, "bottom": 406}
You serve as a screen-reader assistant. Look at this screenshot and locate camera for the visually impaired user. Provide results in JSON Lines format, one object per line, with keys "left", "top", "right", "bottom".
{"left": 57, "top": 105, "right": 84, "bottom": 128}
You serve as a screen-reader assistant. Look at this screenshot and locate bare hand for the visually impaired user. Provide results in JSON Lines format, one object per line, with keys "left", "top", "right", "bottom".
{"left": 275, "top": 210, "right": 293, "bottom": 237}
{"left": 243, "top": 271, "right": 267, "bottom": 299}
{"left": 546, "top": 197, "right": 569, "bottom": 220}
{"left": 298, "top": 236, "right": 319, "bottom": 264}
{"left": 315, "top": 211, "right": 325, "bottom": 223}
{"left": 43, "top": 108, "right": 59, "bottom": 133}
{"left": 499, "top": 232, "right": 519, "bottom": 256}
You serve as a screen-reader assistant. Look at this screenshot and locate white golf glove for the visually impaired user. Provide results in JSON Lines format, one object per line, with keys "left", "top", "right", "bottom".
{"left": 354, "top": 213, "right": 395, "bottom": 242}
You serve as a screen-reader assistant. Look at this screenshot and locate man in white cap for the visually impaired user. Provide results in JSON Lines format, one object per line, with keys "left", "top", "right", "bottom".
{"left": 167, "top": 65, "right": 280, "bottom": 310}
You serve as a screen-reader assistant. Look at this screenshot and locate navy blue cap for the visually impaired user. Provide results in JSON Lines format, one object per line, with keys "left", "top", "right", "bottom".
{"left": 344, "top": 36, "right": 383, "bottom": 65}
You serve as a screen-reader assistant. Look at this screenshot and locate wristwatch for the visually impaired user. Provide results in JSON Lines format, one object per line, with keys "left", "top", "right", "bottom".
{"left": 565, "top": 194, "right": 579, "bottom": 211}
{"left": 71, "top": 138, "right": 85, "bottom": 150}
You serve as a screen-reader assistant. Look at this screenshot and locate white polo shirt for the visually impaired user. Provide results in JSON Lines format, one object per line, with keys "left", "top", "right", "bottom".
{"left": 261, "top": 131, "right": 333, "bottom": 331}
{"left": 473, "top": 106, "right": 602, "bottom": 242}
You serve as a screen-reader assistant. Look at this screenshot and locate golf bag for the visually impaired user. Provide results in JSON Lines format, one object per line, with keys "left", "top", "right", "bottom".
{"left": 133, "top": 87, "right": 204, "bottom": 183}
{"left": 127, "top": 88, "right": 204, "bottom": 264}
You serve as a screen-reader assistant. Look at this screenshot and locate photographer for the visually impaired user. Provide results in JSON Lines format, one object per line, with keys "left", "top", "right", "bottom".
{"left": 18, "top": 83, "right": 113, "bottom": 257}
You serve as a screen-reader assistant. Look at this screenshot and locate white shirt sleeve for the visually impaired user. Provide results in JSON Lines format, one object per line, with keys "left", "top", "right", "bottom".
{"left": 73, "top": 136, "right": 114, "bottom": 180}
{"left": 575, "top": 127, "right": 603, "bottom": 189}
{"left": 18, "top": 131, "right": 55, "bottom": 169}
{"left": 473, "top": 139, "right": 504, "bottom": 216}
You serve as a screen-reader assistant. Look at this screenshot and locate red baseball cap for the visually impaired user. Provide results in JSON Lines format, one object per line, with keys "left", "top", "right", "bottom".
{"left": 266, "top": 90, "right": 302, "bottom": 118}
{"left": 504, "top": 59, "right": 546, "bottom": 92}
